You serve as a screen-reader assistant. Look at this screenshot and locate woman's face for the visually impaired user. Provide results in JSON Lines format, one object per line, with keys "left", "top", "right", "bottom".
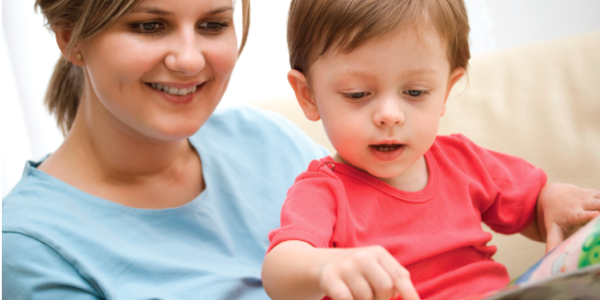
{"left": 77, "top": 0, "right": 238, "bottom": 141}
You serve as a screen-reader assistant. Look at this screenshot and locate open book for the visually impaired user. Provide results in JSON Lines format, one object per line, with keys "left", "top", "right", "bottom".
{"left": 464, "top": 215, "right": 600, "bottom": 300}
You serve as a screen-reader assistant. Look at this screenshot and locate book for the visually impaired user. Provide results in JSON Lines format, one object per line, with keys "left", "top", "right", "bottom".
{"left": 463, "top": 215, "right": 600, "bottom": 300}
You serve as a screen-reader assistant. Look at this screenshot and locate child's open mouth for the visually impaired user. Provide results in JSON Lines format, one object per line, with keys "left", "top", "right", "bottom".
{"left": 370, "top": 144, "right": 403, "bottom": 152}
{"left": 369, "top": 144, "right": 405, "bottom": 161}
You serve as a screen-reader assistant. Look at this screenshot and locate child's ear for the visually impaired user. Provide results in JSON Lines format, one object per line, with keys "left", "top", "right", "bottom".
{"left": 287, "top": 69, "right": 321, "bottom": 121}
{"left": 441, "top": 67, "right": 466, "bottom": 116}
{"left": 55, "top": 27, "right": 85, "bottom": 67}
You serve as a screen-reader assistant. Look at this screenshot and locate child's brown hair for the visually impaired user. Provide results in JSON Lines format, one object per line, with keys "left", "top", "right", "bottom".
{"left": 287, "top": 0, "right": 470, "bottom": 75}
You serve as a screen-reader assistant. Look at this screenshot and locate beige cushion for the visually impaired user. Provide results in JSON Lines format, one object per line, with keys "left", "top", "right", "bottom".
{"left": 251, "top": 30, "right": 600, "bottom": 279}
{"left": 440, "top": 30, "right": 600, "bottom": 278}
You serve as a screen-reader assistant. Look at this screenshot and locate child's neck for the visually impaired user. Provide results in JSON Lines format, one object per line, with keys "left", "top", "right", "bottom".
{"left": 333, "top": 154, "right": 429, "bottom": 192}
{"left": 380, "top": 156, "right": 429, "bottom": 192}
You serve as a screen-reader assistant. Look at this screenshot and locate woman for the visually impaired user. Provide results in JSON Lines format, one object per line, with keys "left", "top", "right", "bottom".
{"left": 2, "top": 0, "right": 327, "bottom": 299}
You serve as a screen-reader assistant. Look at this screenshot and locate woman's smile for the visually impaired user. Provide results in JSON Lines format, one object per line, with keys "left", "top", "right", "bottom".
{"left": 146, "top": 81, "right": 206, "bottom": 104}
{"left": 148, "top": 82, "right": 201, "bottom": 96}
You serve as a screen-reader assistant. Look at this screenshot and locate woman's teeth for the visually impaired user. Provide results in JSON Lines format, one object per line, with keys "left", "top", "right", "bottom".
{"left": 373, "top": 144, "right": 402, "bottom": 152}
{"left": 150, "top": 83, "right": 197, "bottom": 96}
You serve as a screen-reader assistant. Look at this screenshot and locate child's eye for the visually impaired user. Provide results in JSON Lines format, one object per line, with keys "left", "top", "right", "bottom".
{"left": 131, "top": 22, "right": 165, "bottom": 34}
{"left": 407, "top": 90, "right": 422, "bottom": 97}
{"left": 344, "top": 92, "right": 368, "bottom": 99}
{"left": 403, "top": 90, "right": 429, "bottom": 98}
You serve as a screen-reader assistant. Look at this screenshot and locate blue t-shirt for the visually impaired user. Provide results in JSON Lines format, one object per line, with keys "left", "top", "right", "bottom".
{"left": 2, "top": 106, "right": 329, "bottom": 300}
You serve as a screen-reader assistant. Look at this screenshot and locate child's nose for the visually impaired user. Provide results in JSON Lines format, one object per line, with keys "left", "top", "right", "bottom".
{"left": 373, "top": 97, "right": 405, "bottom": 127}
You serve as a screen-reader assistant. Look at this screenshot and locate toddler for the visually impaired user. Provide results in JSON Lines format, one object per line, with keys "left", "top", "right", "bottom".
{"left": 262, "top": 0, "right": 600, "bottom": 299}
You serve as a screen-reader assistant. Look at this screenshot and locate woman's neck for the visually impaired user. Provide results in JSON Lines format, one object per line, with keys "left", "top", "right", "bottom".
{"left": 38, "top": 96, "right": 204, "bottom": 209}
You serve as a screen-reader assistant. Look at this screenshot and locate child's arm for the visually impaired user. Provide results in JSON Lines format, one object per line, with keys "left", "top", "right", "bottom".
{"left": 262, "top": 240, "right": 421, "bottom": 300}
{"left": 523, "top": 182, "right": 600, "bottom": 253}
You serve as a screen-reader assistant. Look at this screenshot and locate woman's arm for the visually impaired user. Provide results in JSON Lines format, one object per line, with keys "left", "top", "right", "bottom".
{"left": 262, "top": 240, "right": 420, "bottom": 300}
{"left": 3, "top": 233, "right": 102, "bottom": 300}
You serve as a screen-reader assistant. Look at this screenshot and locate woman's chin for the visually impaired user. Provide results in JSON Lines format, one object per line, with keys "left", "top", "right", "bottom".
{"left": 132, "top": 120, "right": 206, "bottom": 143}
{"left": 157, "top": 125, "right": 204, "bottom": 141}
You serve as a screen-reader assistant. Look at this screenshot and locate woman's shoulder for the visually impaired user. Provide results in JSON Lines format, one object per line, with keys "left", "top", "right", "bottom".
{"left": 2, "top": 162, "right": 97, "bottom": 273}
{"left": 2, "top": 161, "right": 158, "bottom": 244}
{"left": 198, "top": 105, "right": 312, "bottom": 139}
{"left": 3, "top": 162, "right": 101, "bottom": 236}
{"left": 207, "top": 104, "right": 291, "bottom": 125}
{"left": 3, "top": 162, "right": 64, "bottom": 225}
{"left": 192, "top": 105, "right": 329, "bottom": 160}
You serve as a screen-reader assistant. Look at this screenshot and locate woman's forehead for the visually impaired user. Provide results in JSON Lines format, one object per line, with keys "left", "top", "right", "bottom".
{"left": 131, "top": 0, "right": 235, "bottom": 15}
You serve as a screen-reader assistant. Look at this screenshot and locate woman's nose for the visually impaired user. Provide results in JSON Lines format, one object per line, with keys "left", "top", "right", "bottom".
{"left": 164, "top": 30, "right": 206, "bottom": 76}
{"left": 373, "top": 96, "right": 405, "bottom": 127}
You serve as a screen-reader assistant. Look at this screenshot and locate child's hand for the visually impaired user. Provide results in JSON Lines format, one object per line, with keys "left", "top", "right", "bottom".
{"left": 263, "top": 241, "right": 420, "bottom": 300}
{"left": 537, "top": 183, "right": 600, "bottom": 252}
{"left": 317, "top": 246, "right": 420, "bottom": 300}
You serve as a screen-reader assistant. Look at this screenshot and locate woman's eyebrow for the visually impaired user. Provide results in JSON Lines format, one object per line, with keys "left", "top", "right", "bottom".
{"left": 130, "top": 6, "right": 233, "bottom": 16}
{"left": 206, "top": 6, "right": 234, "bottom": 16}
{"left": 130, "top": 6, "right": 173, "bottom": 16}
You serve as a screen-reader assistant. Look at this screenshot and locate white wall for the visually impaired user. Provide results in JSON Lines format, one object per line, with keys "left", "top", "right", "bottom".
{"left": 222, "top": 0, "right": 293, "bottom": 107}
{"left": 486, "top": 0, "right": 600, "bottom": 50}
{"left": 2, "top": 0, "right": 600, "bottom": 197}
{"left": 2, "top": 0, "right": 64, "bottom": 197}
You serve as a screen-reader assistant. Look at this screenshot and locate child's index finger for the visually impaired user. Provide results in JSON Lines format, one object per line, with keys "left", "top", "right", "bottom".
{"left": 376, "top": 252, "right": 420, "bottom": 300}
{"left": 393, "top": 280, "right": 420, "bottom": 300}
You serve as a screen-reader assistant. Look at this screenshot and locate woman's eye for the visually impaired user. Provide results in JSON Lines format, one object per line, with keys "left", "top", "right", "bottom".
{"left": 132, "top": 22, "right": 164, "bottom": 33}
{"left": 346, "top": 92, "right": 367, "bottom": 99}
{"left": 142, "top": 22, "right": 158, "bottom": 31}
{"left": 199, "top": 22, "right": 227, "bottom": 32}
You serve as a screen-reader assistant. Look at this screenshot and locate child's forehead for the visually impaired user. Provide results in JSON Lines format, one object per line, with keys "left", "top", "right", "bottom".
{"left": 310, "top": 27, "right": 450, "bottom": 73}
{"left": 345, "top": 27, "right": 446, "bottom": 53}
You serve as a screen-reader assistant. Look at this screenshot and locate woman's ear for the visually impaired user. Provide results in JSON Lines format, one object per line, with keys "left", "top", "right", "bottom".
{"left": 441, "top": 67, "right": 466, "bottom": 116}
{"left": 55, "top": 27, "right": 85, "bottom": 66}
{"left": 287, "top": 69, "right": 321, "bottom": 121}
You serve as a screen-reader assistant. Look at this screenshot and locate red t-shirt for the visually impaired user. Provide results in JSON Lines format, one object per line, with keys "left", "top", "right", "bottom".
{"left": 268, "top": 134, "right": 547, "bottom": 300}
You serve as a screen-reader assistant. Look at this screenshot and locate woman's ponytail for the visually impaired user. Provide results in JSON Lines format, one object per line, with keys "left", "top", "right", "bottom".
{"left": 45, "top": 56, "right": 83, "bottom": 135}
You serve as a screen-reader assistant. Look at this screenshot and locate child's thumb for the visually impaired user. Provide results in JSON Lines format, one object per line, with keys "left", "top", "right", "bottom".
{"left": 545, "top": 223, "right": 566, "bottom": 254}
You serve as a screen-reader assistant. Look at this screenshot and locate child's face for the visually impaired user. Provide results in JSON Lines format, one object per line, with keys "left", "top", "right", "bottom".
{"left": 290, "top": 29, "right": 464, "bottom": 184}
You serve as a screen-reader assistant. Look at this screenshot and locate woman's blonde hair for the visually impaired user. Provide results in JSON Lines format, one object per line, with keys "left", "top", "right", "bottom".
{"left": 35, "top": 0, "right": 251, "bottom": 135}
{"left": 288, "top": 0, "right": 470, "bottom": 75}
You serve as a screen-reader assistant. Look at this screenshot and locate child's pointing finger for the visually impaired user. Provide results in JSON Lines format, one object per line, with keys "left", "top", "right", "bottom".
{"left": 393, "top": 273, "right": 420, "bottom": 300}
{"left": 377, "top": 252, "right": 420, "bottom": 300}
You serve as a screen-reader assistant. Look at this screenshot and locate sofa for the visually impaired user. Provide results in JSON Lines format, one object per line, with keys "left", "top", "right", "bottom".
{"left": 251, "top": 30, "right": 600, "bottom": 279}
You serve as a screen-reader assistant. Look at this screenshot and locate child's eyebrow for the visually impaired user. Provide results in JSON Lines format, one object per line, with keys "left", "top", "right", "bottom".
{"left": 333, "top": 70, "right": 376, "bottom": 79}
{"left": 401, "top": 68, "right": 439, "bottom": 77}
{"left": 332, "top": 68, "right": 440, "bottom": 82}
